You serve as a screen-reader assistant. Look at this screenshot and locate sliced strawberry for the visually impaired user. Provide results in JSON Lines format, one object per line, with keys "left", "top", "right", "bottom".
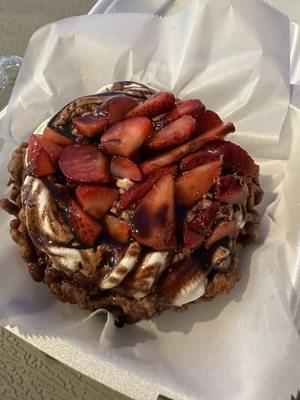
{"left": 43, "top": 126, "right": 73, "bottom": 146}
{"left": 146, "top": 115, "right": 196, "bottom": 151}
{"left": 203, "top": 140, "right": 259, "bottom": 182}
{"left": 175, "top": 160, "right": 222, "bottom": 205}
{"left": 67, "top": 199, "right": 102, "bottom": 246}
{"left": 72, "top": 96, "right": 139, "bottom": 138}
{"left": 104, "top": 95, "right": 139, "bottom": 124}
{"left": 195, "top": 110, "right": 223, "bottom": 135}
{"left": 76, "top": 186, "right": 118, "bottom": 219}
{"left": 59, "top": 144, "right": 109, "bottom": 184}
{"left": 101, "top": 117, "right": 152, "bottom": 157}
{"left": 205, "top": 220, "right": 239, "bottom": 248}
{"left": 188, "top": 203, "right": 219, "bottom": 234}
{"left": 203, "top": 140, "right": 232, "bottom": 172}
{"left": 132, "top": 174, "right": 176, "bottom": 250}
{"left": 125, "top": 92, "right": 175, "bottom": 118}
{"left": 140, "top": 122, "right": 234, "bottom": 176}
{"left": 27, "top": 135, "right": 56, "bottom": 177}
{"left": 228, "top": 142, "right": 259, "bottom": 183}
{"left": 110, "top": 157, "right": 142, "bottom": 182}
{"left": 162, "top": 99, "right": 205, "bottom": 124}
{"left": 214, "top": 175, "right": 249, "bottom": 204}
{"left": 119, "top": 165, "right": 177, "bottom": 209}
{"left": 73, "top": 114, "right": 108, "bottom": 138}
{"left": 105, "top": 215, "right": 131, "bottom": 243}
{"left": 183, "top": 222, "right": 204, "bottom": 249}
{"left": 180, "top": 150, "right": 220, "bottom": 172}
{"left": 33, "top": 134, "right": 63, "bottom": 163}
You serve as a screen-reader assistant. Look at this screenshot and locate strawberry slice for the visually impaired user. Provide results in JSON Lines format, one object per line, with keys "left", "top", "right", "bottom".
{"left": 162, "top": 99, "right": 205, "bottom": 124}
{"left": 119, "top": 165, "right": 177, "bottom": 209}
{"left": 72, "top": 96, "right": 139, "bottom": 138}
{"left": 146, "top": 115, "right": 196, "bottom": 151}
{"left": 104, "top": 95, "right": 139, "bottom": 125}
{"left": 188, "top": 203, "right": 219, "bottom": 233}
{"left": 205, "top": 221, "right": 239, "bottom": 248}
{"left": 195, "top": 110, "right": 223, "bottom": 135}
{"left": 101, "top": 117, "right": 152, "bottom": 157}
{"left": 76, "top": 186, "right": 118, "bottom": 219}
{"left": 67, "top": 199, "right": 102, "bottom": 246}
{"left": 59, "top": 144, "right": 109, "bottom": 184}
{"left": 105, "top": 215, "right": 131, "bottom": 243}
{"left": 33, "top": 134, "right": 63, "bottom": 163}
{"left": 203, "top": 140, "right": 259, "bottom": 182}
{"left": 125, "top": 92, "right": 175, "bottom": 118}
{"left": 183, "top": 222, "right": 204, "bottom": 249}
{"left": 132, "top": 174, "right": 176, "bottom": 250}
{"left": 110, "top": 157, "right": 142, "bottom": 181}
{"left": 140, "top": 122, "right": 234, "bottom": 176}
{"left": 214, "top": 175, "right": 249, "bottom": 204}
{"left": 43, "top": 126, "right": 73, "bottom": 146}
{"left": 180, "top": 150, "right": 220, "bottom": 172}
{"left": 175, "top": 160, "right": 222, "bottom": 205}
{"left": 27, "top": 135, "right": 56, "bottom": 177}
{"left": 73, "top": 114, "right": 108, "bottom": 138}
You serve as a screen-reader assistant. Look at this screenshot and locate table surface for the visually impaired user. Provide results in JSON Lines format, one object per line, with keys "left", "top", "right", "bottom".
{"left": 0, "top": 1, "right": 299, "bottom": 399}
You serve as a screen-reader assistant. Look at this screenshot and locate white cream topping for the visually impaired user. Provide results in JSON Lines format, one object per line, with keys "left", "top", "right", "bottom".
{"left": 46, "top": 245, "right": 104, "bottom": 274}
{"left": 116, "top": 178, "right": 135, "bottom": 191}
{"left": 131, "top": 251, "right": 169, "bottom": 299}
{"left": 22, "top": 175, "right": 73, "bottom": 244}
{"left": 47, "top": 246, "right": 84, "bottom": 272}
{"left": 172, "top": 274, "right": 207, "bottom": 307}
{"left": 233, "top": 205, "right": 247, "bottom": 229}
{"left": 100, "top": 242, "right": 141, "bottom": 289}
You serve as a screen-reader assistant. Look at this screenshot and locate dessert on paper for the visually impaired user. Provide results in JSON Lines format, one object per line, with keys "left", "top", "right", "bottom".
{"left": 1, "top": 81, "right": 263, "bottom": 324}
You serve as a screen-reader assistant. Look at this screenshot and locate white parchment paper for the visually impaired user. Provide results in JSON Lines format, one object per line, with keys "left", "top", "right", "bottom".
{"left": 0, "top": 1, "right": 299, "bottom": 399}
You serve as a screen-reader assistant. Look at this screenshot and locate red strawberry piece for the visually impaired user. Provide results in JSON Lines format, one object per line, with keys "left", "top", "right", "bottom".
{"left": 43, "top": 126, "right": 73, "bottom": 146}
{"left": 175, "top": 160, "right": 222, "bottom": 206}
{"left": 183, "top": 222, "right": 204, "bottom": 249}
{"left": 140, "top": 122, "right": 234, "bottom": 176}
{"left": 156, "top": 256, "right": 205, "bottom": 303}
{"left": 33, "top": 134, "right": 63, "bottom": 163}
{"left": 104, "top": 95, "right": 139, "bottom": 125}
{"left": 132, "top": 174, "right": 176, "bottom": 250}
{"left": 214, "top": 175, "right": 249, "bottom": 204}
{"left": 73, "top": 114, "right": 108, "bottom": 138}
{"left": 72, "top": 96, "right": 139, "bottom": 138}
{"left": 205, "top": 220, "right": 239, "bottom": 248}
{"left": 162, "top": 99, "right": 205, "bottom": 124}
{"left": 119, "top": 165, "right": 177, "bottom": 209}
{"left": 101, "top": 117, "right": 152, "bottom": 157}
{"left": 67, "top": 199, "right": 102, "bottom": 246}
{"left": 110, "top": 157, "right": 142, "bottom": 182}
{"left": 227, "top": 142, "right": 259, "bottom": 183}
{"left": 125, "top": 92, "right": 175, "bottom": 118}
{"left": 188, "top": 203, "right": 219, "bottom": 234}
{"left": 59, "top": 144, "right": 109, "bottom": 184}
{"left": 195, "top": 110, "right": 223, "bottom": 135}
{"left": 146, "top": 115, "right": 196, "bottom": 151}
{"left": 27, "top": 135, "right": 56, "bottom": 177}
{"left": 76, "top": 186, "right": 118, "bottom": 219}
{"left": 180, "top": 150, "right": 220, "bottom": 172}
{"left": 105, "top": 215, "right": 131, "bottom": 244}
{"left": 203, "top": 140, "right": 259, "bottom": 183}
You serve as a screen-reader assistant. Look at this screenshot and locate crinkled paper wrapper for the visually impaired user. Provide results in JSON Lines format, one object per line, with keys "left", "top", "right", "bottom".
{"left": 0, "top": 1, "right": 300, "bottom": 399}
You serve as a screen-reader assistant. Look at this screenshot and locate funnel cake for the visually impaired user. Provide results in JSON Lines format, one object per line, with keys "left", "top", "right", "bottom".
{"left": 1, "top": 82, "right": 263, "bottom": 324}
